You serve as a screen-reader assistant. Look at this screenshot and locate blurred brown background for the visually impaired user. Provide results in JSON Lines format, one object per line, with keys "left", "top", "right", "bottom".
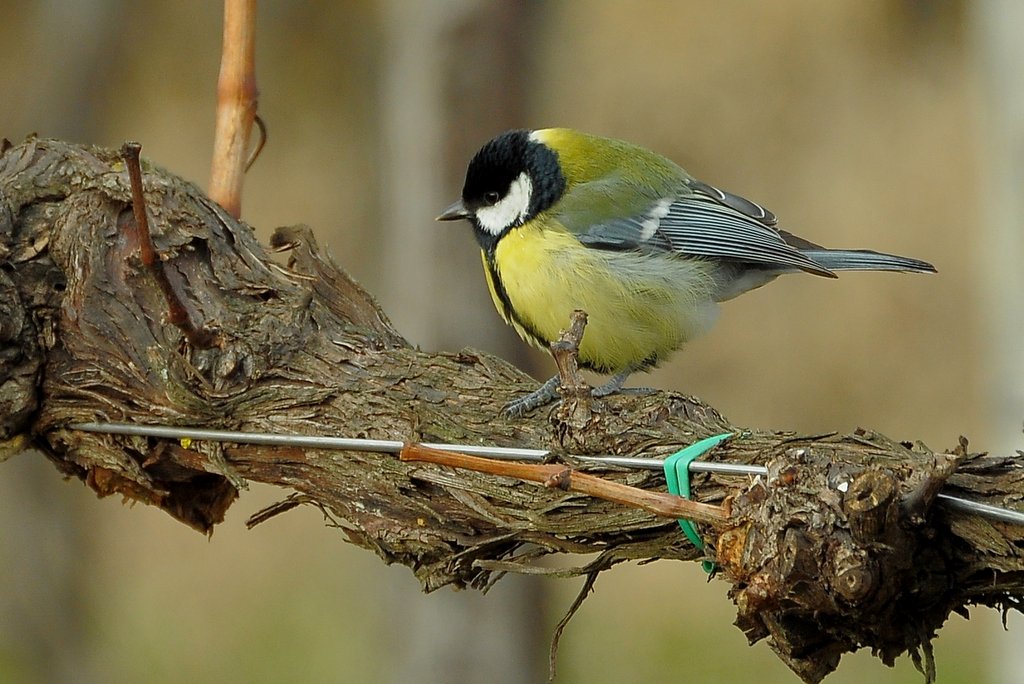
{"left": 1, "top": 1, "right": 1021, "bottom": 683}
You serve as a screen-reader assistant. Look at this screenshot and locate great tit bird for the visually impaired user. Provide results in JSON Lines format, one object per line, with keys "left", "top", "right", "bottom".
{"left": 438, "top": 128, "right": 935, "bottom": 416}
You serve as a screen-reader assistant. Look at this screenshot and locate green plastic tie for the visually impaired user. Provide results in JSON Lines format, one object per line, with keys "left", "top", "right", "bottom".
{"left": 664, "top": 432, "right": 732, "bottom": 574}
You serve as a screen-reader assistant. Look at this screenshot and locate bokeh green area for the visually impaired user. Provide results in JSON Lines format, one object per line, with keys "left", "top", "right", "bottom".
{"left": 1, "top": 1, "right": 1020, "bottom": 682}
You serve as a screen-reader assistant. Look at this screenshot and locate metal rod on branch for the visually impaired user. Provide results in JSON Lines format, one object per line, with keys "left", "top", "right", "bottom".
{"left": 67, "top": 421, "right": 1024, "bottom": 525}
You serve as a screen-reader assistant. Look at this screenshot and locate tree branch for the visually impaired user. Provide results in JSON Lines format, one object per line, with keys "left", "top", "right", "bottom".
{"left": 1, "top": 139, "right": 1022, "bottom": 683}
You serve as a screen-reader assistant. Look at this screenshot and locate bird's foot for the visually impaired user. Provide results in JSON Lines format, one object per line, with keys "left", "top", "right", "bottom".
{"left": 591, "top": 369, "right": 640, "bottom": 398}
{"left": 502, "top": 375, "right": 561, "bottom": 418}
{"left": 614, "top": 386, "right": 656, "bottom": 396}
{"left": 504, "top": 370, "right": 652, "bottom": 417}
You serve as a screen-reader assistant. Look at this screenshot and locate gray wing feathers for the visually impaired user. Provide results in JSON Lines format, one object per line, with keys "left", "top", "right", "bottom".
{"left": 575, "top": 194, "right": 835, "bottom": 276}
{"left": 688, "top": 179, "right": 777, "bottom": 225}
{"left": 800, "top": 249, "right": 936, "bottom": 273}
{"left": 576, "top": 217, "right": 674, "bottom": 251}
{"left": 571, "top": 180, "right": 934, "bottom": 278}
{"left": 656, "top": 195, "right": 836, "bottom": 276}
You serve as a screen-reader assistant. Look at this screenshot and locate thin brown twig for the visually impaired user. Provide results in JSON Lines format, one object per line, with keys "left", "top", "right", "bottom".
{"left": 209, "top": 0, "right": 258, "bottom": 218}
{"left": 551, "top": 310, "right": 591, "bottom": 395}
{"left": 122, "top": 142, "right": 159, "bottom": 268}
{"left": 400, "top": 443, "right": 730, "bottom": 525}
{"left": 244, "top": 114, "right": 267, "bottom": 172}
{"left": 120, "top": 142, "right": 221, "bottom": 349}
{"left": 550, "top": 309, "right": 596, "bottom": 426}
{"left": 548, "top": 570, "right": 599, "bottom": 682}
{"left": 551, "top": 310, "right": 588, "bottom": 388}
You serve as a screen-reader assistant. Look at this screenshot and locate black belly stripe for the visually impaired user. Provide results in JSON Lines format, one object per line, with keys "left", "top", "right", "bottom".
{"left": 483, "top": 250, "right": 663, "bottom": 375}
{"left": 484, "top": 253, "right": 551, "bottom": 349}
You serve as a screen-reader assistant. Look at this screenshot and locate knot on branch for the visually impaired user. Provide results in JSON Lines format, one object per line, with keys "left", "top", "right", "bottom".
{"left": 715, "top": 444, "right": 957, "bottom": 684}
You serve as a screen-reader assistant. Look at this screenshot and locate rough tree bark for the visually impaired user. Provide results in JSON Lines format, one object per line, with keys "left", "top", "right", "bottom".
{"left": 1, "top": 138, "right": 1022, "bottom": 683}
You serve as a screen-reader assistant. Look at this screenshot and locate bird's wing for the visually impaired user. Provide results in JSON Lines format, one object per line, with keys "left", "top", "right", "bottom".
{"left": 557, "top": 177, "right": 835, "bottom": 277}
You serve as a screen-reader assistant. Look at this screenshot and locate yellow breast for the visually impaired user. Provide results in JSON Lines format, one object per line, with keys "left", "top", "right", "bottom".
{"left": 483, "top": 224, "right": 720, "bottom": 373}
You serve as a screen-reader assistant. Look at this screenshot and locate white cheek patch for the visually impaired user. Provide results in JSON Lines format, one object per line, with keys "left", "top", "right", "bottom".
{"left": 639, "top": 198, "right": 674, "bottom": 242}
{"left": 475, "top": 172, "right": 533, "bottom": 236}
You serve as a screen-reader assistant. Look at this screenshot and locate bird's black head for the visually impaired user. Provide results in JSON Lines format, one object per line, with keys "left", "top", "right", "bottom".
{"left": 437, "top": 130, "right": 566, "bottom": 252}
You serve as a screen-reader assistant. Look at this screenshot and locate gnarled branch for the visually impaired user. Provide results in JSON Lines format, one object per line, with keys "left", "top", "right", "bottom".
{"left": 1, "top": 138, "right": 1021, "bottom": 683}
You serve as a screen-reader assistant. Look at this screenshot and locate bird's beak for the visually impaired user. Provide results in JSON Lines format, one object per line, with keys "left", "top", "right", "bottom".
{"left": 436, "top": 199, "right": 471, "bottom": 222}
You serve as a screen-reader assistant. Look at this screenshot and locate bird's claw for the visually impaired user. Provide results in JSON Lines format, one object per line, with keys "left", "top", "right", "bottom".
{"left": 502, "top": 371, "right": 649, "bottom": 417}
{"left": 501, "top": 375, "right": 561, "bottom": 418}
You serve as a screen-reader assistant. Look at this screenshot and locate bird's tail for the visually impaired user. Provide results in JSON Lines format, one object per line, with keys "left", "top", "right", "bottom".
{"left": 802, "top": 248, "right": 936, "bottom": 274}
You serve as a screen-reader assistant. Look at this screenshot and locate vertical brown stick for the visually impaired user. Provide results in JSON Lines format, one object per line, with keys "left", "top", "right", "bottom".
{"left": 209, "top": 0, "right": 258, "bottom": 219}
{"left": 121, "top": 143, "right": 221, "bottom": 349}
{"left": 122, "top": 142, "right": 159, "bottom": 269}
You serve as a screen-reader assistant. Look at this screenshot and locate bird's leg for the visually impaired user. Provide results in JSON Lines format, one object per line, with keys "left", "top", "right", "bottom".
{"left": 502, "top": 375, "right": 561, "bottom": 418}
{"left": 504, "top": 369, "right": 655, "bottom": 418}
{"left": 591, "top": 369, "right": 632, "bottom": 397}
{"left": 591, "top": 369, "right": 655, "bottom": 397}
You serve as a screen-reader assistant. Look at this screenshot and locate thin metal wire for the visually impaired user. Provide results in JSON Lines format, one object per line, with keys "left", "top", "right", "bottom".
{"left": 934, "top": 493, "right": 1024, "bottom": 524}
{"left": 69, "top": 421, "right": 1024, "bottom": 525}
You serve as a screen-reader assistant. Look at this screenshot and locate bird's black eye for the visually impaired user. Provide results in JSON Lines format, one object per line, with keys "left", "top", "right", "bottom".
{"left": 483, "top": 191, "right": 500, "bottom": 206}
